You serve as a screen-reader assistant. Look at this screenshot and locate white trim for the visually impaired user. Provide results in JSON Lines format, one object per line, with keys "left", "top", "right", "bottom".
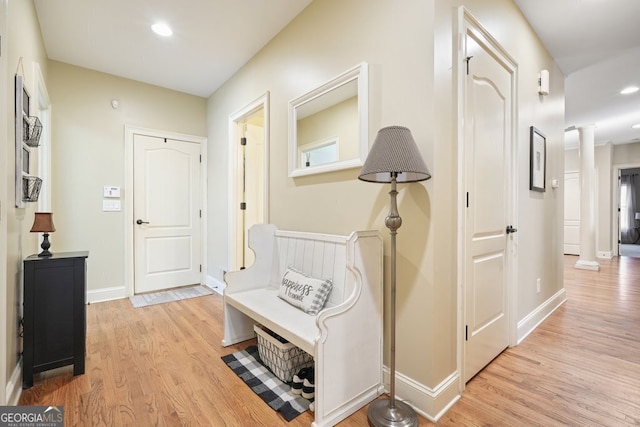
{"left": 612, "top": 162, "right": 640, "bottom": 256}
{"left": 87, "top": 286, "right": 126, "bottom": 303}
{"left": 597, "top": 251, "right": 613, "bottom": 259}
{"left": 205, "top": 275, "right": 225, "bottom": 296}
{"left": 34, "top": 63, "right": 52, "bottom": 212}
{"left": 456, "top": 6, "right": 519, "bottom": 388}
{"left": 382, "top": 367, "right": 460, "bottom": 422}
{"left": 124, "top": 126, "right": 207, "bottom": 297}
{"left": 227, "top": 92, "right": 270, "bottom": 272}
{"left": 6, "top": 359, "right": 22, "bottom": 406}
{"left": 516, "top": 288, "right": 567, "bottom": 344}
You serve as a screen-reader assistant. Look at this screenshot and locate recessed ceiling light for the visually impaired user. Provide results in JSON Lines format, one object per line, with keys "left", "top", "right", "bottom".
{"left": 632, "top": 123, "right": 640, "bottom": 129}
{"left": 620, "top": 86, "right": 639, "bottom": 95}
{"left": 151, "top": 22, "right": 173, "bottom": 37}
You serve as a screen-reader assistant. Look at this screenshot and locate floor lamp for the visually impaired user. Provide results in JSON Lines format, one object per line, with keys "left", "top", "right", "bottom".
{"left": 358, "top": 126, "right": 431, "bottom": 427}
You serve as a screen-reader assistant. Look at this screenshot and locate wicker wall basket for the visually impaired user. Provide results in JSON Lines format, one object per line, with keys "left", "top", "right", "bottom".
{"left": 254, "top": 325, "right": 314, "bottom": 383}
{"left": 22, "top": 176, "right": 42, "bottom": 202}
{"left": 23, "top": 116, "right": 43, "bottom": 147}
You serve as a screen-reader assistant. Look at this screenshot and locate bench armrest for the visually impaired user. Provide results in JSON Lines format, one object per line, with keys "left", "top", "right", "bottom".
{"left": 224, "top": 224, "right": 277, "bottom": 294}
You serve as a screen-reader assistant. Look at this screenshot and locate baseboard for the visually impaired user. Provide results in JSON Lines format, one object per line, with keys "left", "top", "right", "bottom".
{"left": 597, "top": 251, "right": 613, "bottom": 259}
{"left": 517, "top": 288, "right": 567, "bottom": 344}
{"left": 5, "top": 358, "right": 22, "bottom": 406}
{"left": 206, "top": 275, "right": 225, "bottom": 296}
{"left": 382, "top": 367, "right": 460, "bottom": 422}
{"left": 87, "top": 286, "right": 126, "bottom": 303}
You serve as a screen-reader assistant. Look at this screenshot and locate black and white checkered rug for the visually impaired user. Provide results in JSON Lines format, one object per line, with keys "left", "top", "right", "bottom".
{"left": 221, "top": 345, "right": 310, "bottom": 421}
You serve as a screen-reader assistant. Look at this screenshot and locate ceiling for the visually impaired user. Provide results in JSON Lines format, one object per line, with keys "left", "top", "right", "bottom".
{"left": 513, "top": 0, "right": 640, "bottom": 147}
{"left": 34, "top": 0, "right": 640, "bottom": 147}
{"left": 34, "top": 0, "right": 312, "bottom": 98}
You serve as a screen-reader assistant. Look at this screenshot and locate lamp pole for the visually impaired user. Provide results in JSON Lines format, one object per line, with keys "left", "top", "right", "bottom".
{"left": 368, "top": 172, "right": 418, "bottom": 427}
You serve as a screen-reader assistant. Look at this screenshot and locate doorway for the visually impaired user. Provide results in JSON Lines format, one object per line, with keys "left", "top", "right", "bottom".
{"left": 228, "top": 93, "right": 270, "bottom": 271}
{"left": 124, "top": 127, "right": 207, "bottom": 297}
{"left": 458, "top": 8, "right": 517, "bottom": 383}
{"left": 619, "top": 167, "right": 640, "bottom": 257}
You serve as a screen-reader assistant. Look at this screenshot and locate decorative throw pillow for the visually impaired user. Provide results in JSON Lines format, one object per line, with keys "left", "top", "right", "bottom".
{"left": 278, "top": 267, "right": 333, "bottom": 315}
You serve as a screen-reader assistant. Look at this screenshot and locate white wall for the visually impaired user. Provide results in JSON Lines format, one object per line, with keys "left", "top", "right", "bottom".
{"left": 207, "top": 0, "right": 565, "bottom": 418}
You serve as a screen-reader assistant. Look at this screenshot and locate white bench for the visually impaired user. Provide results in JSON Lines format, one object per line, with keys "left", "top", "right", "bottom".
{"left": 223, "top": 224, "right": 383, "bottom": 427}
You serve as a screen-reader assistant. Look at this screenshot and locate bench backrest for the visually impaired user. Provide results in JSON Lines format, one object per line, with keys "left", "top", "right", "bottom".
{"left": 268, "top": 230, "right": 352, "bottom": 308}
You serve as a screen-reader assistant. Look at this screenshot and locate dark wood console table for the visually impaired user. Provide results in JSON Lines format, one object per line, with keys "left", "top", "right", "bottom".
{"left": 22, "top": 251, "right": 89, "bottom": 389}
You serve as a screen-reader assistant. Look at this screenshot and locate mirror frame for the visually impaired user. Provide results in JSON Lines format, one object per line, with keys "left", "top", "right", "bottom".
{"left": 288, "top": 62, "right": 368, "bottom": 177}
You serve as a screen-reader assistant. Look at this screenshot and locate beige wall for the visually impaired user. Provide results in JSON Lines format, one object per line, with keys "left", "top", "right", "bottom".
{"left": 48, "top": 61, "right": 207, "bottom": 294}
{"left": 2, "top": 0, "right": 48, "bottom": 404}
{"left": 207, "top": 0, "right": 565, "bottom": 417}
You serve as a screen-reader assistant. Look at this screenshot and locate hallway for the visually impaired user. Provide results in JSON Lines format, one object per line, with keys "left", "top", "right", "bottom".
{"left": 438, "top": 255, "right": 640, "bottom": 426}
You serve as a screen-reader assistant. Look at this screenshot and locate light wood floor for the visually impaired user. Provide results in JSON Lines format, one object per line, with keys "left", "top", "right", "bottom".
{"left": 20, "top": 255, "right": 640, "bottom": 426}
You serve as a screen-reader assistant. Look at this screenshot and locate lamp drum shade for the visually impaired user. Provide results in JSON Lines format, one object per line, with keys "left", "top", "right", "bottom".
{"left": 636, "top": 212, "right": 640, "bottom": 221}
{"left": 30, "top": 212, "right": 56, "bottom": 233}
{"left": 358, "top": 126, "right": 431, "bottom": 183}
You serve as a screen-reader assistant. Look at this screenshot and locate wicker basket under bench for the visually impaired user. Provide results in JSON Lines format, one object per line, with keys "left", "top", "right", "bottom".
{"left": 222, "top": 224, "right": 383, "bottom": 427}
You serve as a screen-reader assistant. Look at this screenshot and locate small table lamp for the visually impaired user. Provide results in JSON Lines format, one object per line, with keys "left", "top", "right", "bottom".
{"left": 359, "top": 126, "right": 431, "bottom": 427}
{"left": 30, "top": 212, "right": 56, "bottom": 257}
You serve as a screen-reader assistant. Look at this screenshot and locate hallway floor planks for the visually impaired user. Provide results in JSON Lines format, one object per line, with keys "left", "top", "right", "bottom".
{"left": 19, "top": 255, "right": 640, "bottom": 426}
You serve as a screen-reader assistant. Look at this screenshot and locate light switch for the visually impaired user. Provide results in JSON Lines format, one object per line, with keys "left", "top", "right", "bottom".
{"left": 103, "top": 186, "right": 121, "bottom": 198}
{"left": 103, "top": 200, "right": 121, "bottom": 212}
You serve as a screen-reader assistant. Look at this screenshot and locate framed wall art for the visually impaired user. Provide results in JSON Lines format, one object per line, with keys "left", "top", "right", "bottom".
{"left": 529, "top": 126, "right": 546, "bottom": 192}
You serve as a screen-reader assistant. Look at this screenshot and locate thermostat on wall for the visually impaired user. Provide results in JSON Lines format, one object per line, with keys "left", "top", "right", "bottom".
{"left": 103, "top": 186, "right": 120, "bottom": 198}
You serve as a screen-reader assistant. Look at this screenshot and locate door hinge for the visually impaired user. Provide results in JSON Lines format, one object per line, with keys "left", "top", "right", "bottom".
{"left": 199, "top": 210, "right": 202, "bottom": 218}
{"left": 465, "top": 325, "right": 468, "bottom": 341}
{"left": 466, "top": 192, "right": 469, "bottom": 208}
{"left": 240, "top": 202, "right": 246, "bottom": 210}
{"left": 199, "top": 154, "right": 202, "bottom": 163}
{"left": 199, "top": 265, "right": 202, "bottom": 272}
{"left": 240, "top": 137, "right": 247, "bottom": 146}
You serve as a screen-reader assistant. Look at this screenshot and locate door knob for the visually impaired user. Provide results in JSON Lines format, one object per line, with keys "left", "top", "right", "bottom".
{"left": 136, "top": 219, "right": 150, "bottom": 225}
{"left": 506, "top": 225, "right": 517, "bottom": 234}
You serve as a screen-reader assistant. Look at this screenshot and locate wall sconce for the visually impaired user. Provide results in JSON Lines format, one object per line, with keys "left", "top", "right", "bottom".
{"left": 538, "top": 69, "right": 549, "bottom": 96}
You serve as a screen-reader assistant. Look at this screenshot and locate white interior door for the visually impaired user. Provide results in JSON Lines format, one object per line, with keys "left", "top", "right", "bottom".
{"left": 463, "top": 30, "right": 513, "bottom": 382}
{"left": 564, "top": 171, "right": 580, "bottom": 255}
{"left": 134, "top": 134, "right": 201, "bottom": 293}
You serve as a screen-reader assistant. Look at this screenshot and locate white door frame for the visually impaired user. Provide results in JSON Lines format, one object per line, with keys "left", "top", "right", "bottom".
{"left": 34, "top": 63, "right": 52, "bottom": 212}
{"left": 612, "top": 162, "right": 640, "bottom": 256}
{"left": 125, "top": 126, "right": 207, "bottom": 297}
{"left": 455, "top": 7, "right": 519, "bottom": 388}
{"left": 227, "top": 92, "right": 270, "bottom": 271}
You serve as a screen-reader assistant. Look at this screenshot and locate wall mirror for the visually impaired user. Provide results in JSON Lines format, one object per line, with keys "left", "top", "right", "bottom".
{"left": 288, "top": 62, "right": 368, "bottom": 177}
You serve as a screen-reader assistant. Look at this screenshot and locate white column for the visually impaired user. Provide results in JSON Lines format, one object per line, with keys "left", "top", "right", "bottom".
{"left": 575, "top": 125, "right": 600, "bottom": 271}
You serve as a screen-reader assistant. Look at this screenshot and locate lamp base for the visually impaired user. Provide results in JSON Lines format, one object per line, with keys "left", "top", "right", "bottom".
{"left": 38, "top": 233, "right": 52, "bottom": 257}
{"left": 367, "top": 398, "right": 418, "bottom": 427}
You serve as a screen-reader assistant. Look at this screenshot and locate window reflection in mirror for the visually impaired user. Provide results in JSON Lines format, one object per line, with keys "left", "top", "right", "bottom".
{"left": 288, "top": 63, "right": 368, "bottom": 177}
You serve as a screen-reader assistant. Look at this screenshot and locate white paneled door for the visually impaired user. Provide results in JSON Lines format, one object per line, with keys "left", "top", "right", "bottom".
{"left": 463, "top": 26, "right": 514, "bottom": 382}
{"left": 564, "top": 171, "right": 580, "bottom": 255}
{"left": 133, "top": 134, "right": 201, "bottom": 294}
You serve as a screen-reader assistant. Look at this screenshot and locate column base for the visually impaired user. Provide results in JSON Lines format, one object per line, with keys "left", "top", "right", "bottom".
{"left": 575, "top": 259, "right": 600, "bottom": 271}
